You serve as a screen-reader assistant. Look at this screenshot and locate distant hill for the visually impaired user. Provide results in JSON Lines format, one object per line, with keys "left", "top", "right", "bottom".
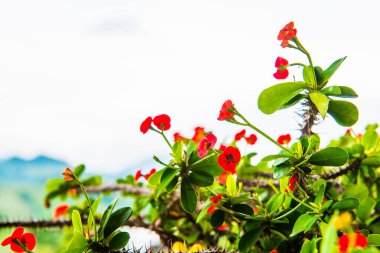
{"left": 0, "top": 155, "right": 68, "bottom": 185}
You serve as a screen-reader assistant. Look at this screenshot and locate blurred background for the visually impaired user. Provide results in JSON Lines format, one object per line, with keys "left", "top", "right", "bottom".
{"left": 1, "top": 0, "right": 380, "bottom": 251}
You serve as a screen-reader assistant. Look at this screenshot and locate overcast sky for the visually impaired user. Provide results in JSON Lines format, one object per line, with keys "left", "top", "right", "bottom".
{"left": 0, "top": 0, "right": 379, "bottom": 174}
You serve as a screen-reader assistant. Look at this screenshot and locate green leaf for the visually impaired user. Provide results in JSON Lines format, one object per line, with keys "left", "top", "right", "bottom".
{"left": 315, "top": 183, "right": 326, "bottom": 206}
{"left": 156, "top": 168, "right": 180, "bottom": 197}
{"left": 303, "top": 66, "right": 316, "bottom": 86}
{"left": 300, "top": 239, "right": 313, "bottom": 253}
{"left": 327, "top": 99, "right": 358, "bottom": 126}
{"left": 189, "top": 155, "right": 224, "bottom": 176}
{"left": 273, "top": 166, "right": 292, "bottom": 180}
{"left": 210, "top": 210, "right": 225, "bottom": 228}
{"left": 88, "top": 195, "right": 103, "bottom": 233}
{"left": 166, "top": 175, "right": 179, "bottom": 192}
{"left": 171, "top": 141, "right": 184, "bottom": 163}
{"left": 258, "top": 81, "right": 308, "bottom": 114}
{"left": 314, "top": 66, "right": 324, "bottom": 85}
{"left": 180, "top": 177, "right": 197, "bottom": 213}
{"left": 320, "top": 56, "right": 347, "bottom": 85}
{"left": 362, "top": 130, "right": 379, "bottom": 151}
{"left": 148, "top": 167, "right": 167, "bottom": 185}
{"left": 108, "top": 232, "right": 130, "bottom": 250}
{"left": 309, "top": 92, "right": 329, "bottom": 118}
{"left": 343, "top": 184, "right": 369, "bottom": 202}
{"left": 196, "top": 203, "right": 212, "bottom": 223}
{"left": 290, "top": 213, "right": 316, "bottom": 237}
{"left": 188, "top": 171, "right": 214, "bottom": 187}
{"left": 65, "top": 231, "right": 88, "bottom": 253}
{"left": 368, "top": 234, "right": 380, "bottom": 246}
{"left": 238, "top": 229, "right": 261, "bottom": 252}
{"left": 266, "top": 192, "right": 285, "bottom": 214}
{"left": 280, "top": 94, "right": 306, "bottom": 109}
{"left": 231, "top": 204, "right": 254, "bottom": 216}
{"left": 261, "top": 154, "right": 293, "bottom": 162}
{"left": 72, "top": 210, "right": 83, "bottom": 233}
{"left": 308, "top": 147, "right": 348, "bottom": 166}
{"left": 357, "top": 197, "right": 376, "bottom": 222}
{"left": 319, "top": 214, "right": 338, "bottom": 253}
{"left": 226, "top": 174, "right": 236, "bottom": 196}
{"left": 98, "top": 197, "right": 119, "bottom": 240}
{"left": 321, "top": 86, "right": 358, "bottom": 98}
{"left": 104, "top": 207, "right": 133, "bottom": 238}
{"left": 73, "top": 164, "right": 85, "bottom": 177}
{"left": 331, "top": 197, "right": 359, "bottom": 211}
{"left": 362, "top": 156, "right": 380, "bottom": 166}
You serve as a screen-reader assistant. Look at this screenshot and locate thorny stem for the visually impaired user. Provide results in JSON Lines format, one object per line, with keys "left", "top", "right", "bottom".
{"left": 300, "top": 99, "right": 318, "bottom": 138}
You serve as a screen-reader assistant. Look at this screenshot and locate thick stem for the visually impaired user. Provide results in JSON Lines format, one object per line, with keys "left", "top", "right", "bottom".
{"left": 300, "top": 99, "right": 319, "bottom": 138}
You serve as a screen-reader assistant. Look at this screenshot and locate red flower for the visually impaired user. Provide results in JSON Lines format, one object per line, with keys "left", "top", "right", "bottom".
{"left": 192, "top": 127, "right": 205, "bottom": 143}
{"left": 273, "top": 57, "right": 289, "bottom": 79}
{"left": 245, "top": 134, "right": 257, "bottom": 145}
{"left": 338, "top": 233, "right": 367, "bottom": 253}
{"left": 270, "top": 251, "right": 278, "bottom": 253}
{"left": 210, "top": 194, "right": 222, "bottom": 204}
{"left": 234, "top": 129, "right": 246, "bottom": 141}
{"left": 140, "top": 116, "right": 152, "bottom": 134}
{"left": 174, "top": 132, "right": 187, "bottom": 142}
{"left": 62, "top": 168, "right": 74, "bottom": 181}
{"left": 217, "top": 223, "right": 229, "bottom": 231}
{"left": 344, "top": 129, "right": 351, "bottom": 135}
{"left": 277, "top": 21, "right": 297, "bottom": 48}
{"left": 217, "top": 171, "right": 228, "bottom": 184}
{"left": 135, "top": 170, "right": 142, "bottom": 181}
{"left": 54, "top": 204, "right": 69, "bottom": 219}
{"left": 277, "top": 134, "right": 291, "bottom": 145}
{"left": 144, "top": 168, "right": 156, "bottom": 180}
{"left": 219, "top": 144, "right": 227, "bottom": 152}
{"left": 198, "top": 133, "right": 217, "bottom": 158}
{"left": 153, "top": 114, "right": 171, "bottom": 131}
{"left": 207, "top": 204, "right": 216, "bottom": 214}
{"left": 217, "top": 146, "right": 241, "bottom": 174}
{"left": 217, "top": 100, "right": 235, "bottom": 121}
{"left": 1, "top": 227, "right": 36, "bottom": 253}
{"left": 287, "top": 174, "right": 298, "bottom": 192}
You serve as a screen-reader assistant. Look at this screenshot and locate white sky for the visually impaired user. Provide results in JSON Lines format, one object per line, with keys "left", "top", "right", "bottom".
{"left": 0, "top": 0, "right": 379, "bottom": 173}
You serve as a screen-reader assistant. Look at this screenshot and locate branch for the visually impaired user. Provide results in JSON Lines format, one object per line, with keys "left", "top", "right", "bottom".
{"left": 75, "top": 184, "right": 153, "bottom": 195}
{"left": 321, "top": 158, "right": 362, "bottom": 180}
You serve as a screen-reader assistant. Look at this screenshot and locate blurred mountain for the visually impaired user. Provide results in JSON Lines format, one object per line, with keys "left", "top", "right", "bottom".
{"left": 0, "top": 155, "right": 67, "bottom": 185}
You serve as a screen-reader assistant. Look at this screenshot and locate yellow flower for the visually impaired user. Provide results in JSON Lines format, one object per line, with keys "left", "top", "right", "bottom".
{"left": 188, "top": 243, "right": 204, "bottom": 253}
{"left": 333, "top": 212, "right": 352, "bottom": 231}
{"left": 172, "top": 241, "right": 187, "bottom": 253}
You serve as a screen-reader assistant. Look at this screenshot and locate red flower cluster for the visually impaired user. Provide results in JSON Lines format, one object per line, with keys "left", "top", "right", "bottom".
{"left": 54, "top": 204, "right": 69, "bottom": 219}
{"left": 287, "top": 174, "right": 298, "bottom": 192}
{"left": 210, "top": 194, "right": 222, "bottom": 204}
{"left": 140, "top": 114, "right": 171, "bottom": 134}
{"left": 192, "top": 127, "right": 205, "bottom": 143}
{"left": 173, "top": 132, "right": 187, "bottom": 142}
{"left": 207, "top": 204, "right": 216, "bottom": 215}
{"left": 217, "top": 171, "right": 228, "bottom": 184}
{"left": 217, "top": 223, "right": 229, "bottom": 231}
{"left": 270, "top": 250, "right": 279, "bottom": 253}
{"left": 278, "top": 21, "right": 297, "bottom": 48}
{"left": 135, "top": 168, "right": 157, "bottom": 181}
{"left": 217, "top": 146, "right": 241, "bottom": 174}
{"left": 234, "top": 130, "right": 257, "bottom": 145}
{"left": 1, "top": 227, "right": 36, "bottom": 253}
{"left": 273, "top": 57, "right": 289, "bottom": 79}
{"left": 234, "top": 129, "right": 246, "bottom": 141}
{"left": 338, "top": 233, "right": 367, "bottom": 253}
{"left": 277, "top": 134, "right": 291, "bottom": 145}
{"left": 217, "top": 100, "right": 235, "bottom": 121}
{"left": 198, "top": 133, "right": 217, "bottom": 158}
